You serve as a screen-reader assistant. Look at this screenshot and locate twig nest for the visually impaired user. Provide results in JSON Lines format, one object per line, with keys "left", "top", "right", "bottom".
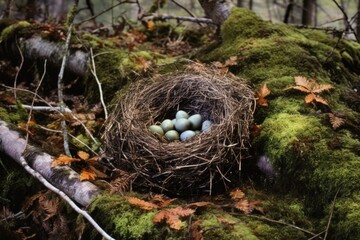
{"left": 103, "top": 66, "right": 256, "bottom": 195}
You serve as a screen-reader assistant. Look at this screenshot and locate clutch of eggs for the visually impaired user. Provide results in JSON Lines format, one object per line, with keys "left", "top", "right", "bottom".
{"left": 149, "top": 110, "right": 212, "bottom": 142}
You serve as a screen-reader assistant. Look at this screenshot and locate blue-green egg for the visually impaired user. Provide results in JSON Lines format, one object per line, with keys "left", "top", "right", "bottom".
{"left": 188, "top": 114, "right": 202, "bottom": 130}
{"left": 149, "top": 125, "right": 164, "bottom": 136}
{"left": 165, "top": 130, "right": 180, "bottom": 141}
{"left": 161, "top": 119, "right": 174, "bottom": 132}
{"left": 201, "top": 120, "right": 212, "bottom": 132}
{"left": 180, "top": 130, "right": 196, "bottom": 141}
{"left": 175, "top": 118, "right": 191, "bottom": 132}
{"left": 176, "top": 110, "right": 189, "bottom": 119}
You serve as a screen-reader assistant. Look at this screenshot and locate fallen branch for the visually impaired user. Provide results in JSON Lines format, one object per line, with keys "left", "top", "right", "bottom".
{"left": 147, "top": 14, "right": 215, "bottom": 25}
{"left": 0, "top": 120, "right": 115, "bottom": 239}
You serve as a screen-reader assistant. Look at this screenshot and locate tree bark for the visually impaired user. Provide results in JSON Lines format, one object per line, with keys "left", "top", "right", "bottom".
{"left": 284, "top": 0, "right": 295, "bottom": 23}
{"left": 0, "top": 120, "right": 100, "bottom": 207}
{"left": 237, "top": 0, "right": 245, "bottom": 7}
{"left": 357, "top": 0, "right": 360, "bottom": 35}
{"left": 198, "top": 0, "right": 230, "bottom": 25}
{"left": 302, "top": 0, "right": 315, "bottom": 26}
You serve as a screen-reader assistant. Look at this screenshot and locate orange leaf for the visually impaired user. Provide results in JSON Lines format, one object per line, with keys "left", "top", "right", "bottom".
{"left": 186, "top": 201, "right": 214, "bottom": 208}
{"left": 146, "top": 20, "right": 155, "bottom": 31}
{"left": 249, "top": 200, "right": 264, "bottom": 214}
{"left": 312, "top": 84, "right": 334, "bottom": 93}
{"left": 79, "top": 168, "right": 97, "bottom": 181}
{"left": 153, "top": 210, "right": 184, "bottom": 230}
{"left": 127, "top": 197, "right": 159, "bottom": 210}
{"left": 256, "top": 83, "right": 270, "bottom": 106}
{"left": 304, "top": 93, "right": 316, "bottom": 104}
{"left": 230, "top": 188, "right": 245, "bottom": 200}
{"left": 77, "top": 151, "right": 89, "bottom": 160}
{"left": 51, "top": 154, "right": 80, "bottom": 167}
{"left": 314, "top": 95, "right": 329, "bottom": 105}
{"left": 167, "top": 207, "right": 194, "bottom": 217}
{"left": 234, "top": 199, "right": 250, "bottom": 214}
{"left": 287, "top": 85, "right": 311, "bottom": 93}
{"left": 152, "top": 195, "right": 177, "bottom": 208}
{"left": 294, "top": 76, "right": 312, "bottom": 89}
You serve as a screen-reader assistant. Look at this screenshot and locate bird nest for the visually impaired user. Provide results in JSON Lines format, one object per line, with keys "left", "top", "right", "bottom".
{"left": 103, "top": 66, "right": 256, "bottom": 195}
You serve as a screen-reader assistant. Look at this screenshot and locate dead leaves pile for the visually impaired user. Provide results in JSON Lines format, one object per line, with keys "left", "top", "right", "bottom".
{"left": 126, "top": 188, "right": 263, "bottom": 234}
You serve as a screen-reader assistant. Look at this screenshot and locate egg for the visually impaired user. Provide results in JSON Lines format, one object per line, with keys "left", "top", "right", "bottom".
{"left": 172, "top": 118, "right": 177, "bottom": 125}
{"left": 188, "top": 114, "right": 202, "bottom": 130}
{"left": 201, "top": 120, "right": 212, "bottom": 132}
{"left": 165, "top": 130, "right": 180, "bottom": 141}
{"left": 161, "top": 119, "right": 174, "bottom": 132}
{"left": 149, "top": 125, "right": 164, "bottom": 136}
{"left": 175, "top": 118, "right": 191, "bottom": 132}
{"left": 176, "top": 110, "right": 189, "bottom": 119}
{"left": 180, "top": 130, "right": 196, "bottom": 141}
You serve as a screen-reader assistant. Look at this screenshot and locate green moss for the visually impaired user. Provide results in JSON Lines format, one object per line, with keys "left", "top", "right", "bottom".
{"left": 0, "top": 21, "right": 30, "bottom": 42}
{"left": 201, "top": 211, "right": 259, "bottom": 240}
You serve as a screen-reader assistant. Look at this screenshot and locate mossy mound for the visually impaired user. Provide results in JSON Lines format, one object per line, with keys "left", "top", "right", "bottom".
{"left": 199, "top": 7, "right": 360, "bottom": 239}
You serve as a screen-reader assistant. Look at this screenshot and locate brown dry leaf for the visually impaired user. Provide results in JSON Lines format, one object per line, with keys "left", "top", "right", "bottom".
{"left": 135, "top": 57, "right": 151, "bottom": 72}
{"left": 51, "top": 154, "right": 80, "bottom": 167}
{"left": 127, "top": 197, "right": 159, "bottom": 210}
{"left": 305, "top": 93, "right": 316, "bottom": 104}
{"left": 224, "top": 56, "right": 238, "bottom": 66}
{"left": 190, "top": 220, "right": 204, "bottom": 240}
{"left": 312, "top": 84, "right": 335, "bottom": 93}
{"left": 186, "top": 201, "right": 214, "bottom": 208}
{"left": 294, "top": 76, "right": 313, "bottom": 89}
{"left": 230, "top": 188, "right": 245, "bottom": 200}
{"left": 234, "top": 199, "right": 250, "bottom": 214}
{"left": 77, "top": 151, "right": 89, "bottom": 160}
{"left": 329, "top": 113, "right": 345, "bottom": 130}
{"left": 153, "top": 210, "right": 183, "bottom": 230}
{"left": 218, "top": 217, "right": 236, "bottom": 225}
{"left": 314, "top": 95, "right": 329, "bottom": 106}
{"left": 250, "top": 124, "right": 262, "bottom": 138}
{"left": 167, "top": 207, "right": 195, "bottom": 217}
{"left": 256, "top": 83, "right": 271, "bottom": 106}
{"left": 249, "top": 200, "right": 264, "bottom": 214}
{"left": 42, "top": 198, "right": 60, "bottom": 221}
{"left": 79, "top": 168, "right": 97, "bottom": 181}
{"left": 152, "top": 194, "right": 177, "bottom": 207}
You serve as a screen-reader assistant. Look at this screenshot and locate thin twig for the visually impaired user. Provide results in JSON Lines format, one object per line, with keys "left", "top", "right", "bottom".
{"left": 18, "top": 156, "right": 114, "bottom": 240}
{"left": 58, "top": 2, "right": 79, "bottom": 157}
{"left": 324, "top": 189, "right": 340, "bottom": 239}
{"left": 170, "top": 0, "right": 196, "bottom": 17}
{"left": 14, "top": 38, "right": 24, "bottom": 100}
{"left": 248, "top": 215, "right": 322, "bottom": 239}
{"left": 90, "top": 48, "right": 108, "bottom": 120}
{"left": 332, "top": 0, "right": 360, "bottom": 42}
{"left": 76, "top": 0, "right": 136, "bottom": 26}
{"left": 25, "top": 60, "right": 47, "bottom": 146}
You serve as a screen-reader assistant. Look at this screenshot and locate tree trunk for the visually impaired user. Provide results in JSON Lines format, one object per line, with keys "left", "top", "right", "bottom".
{"left": 284, "top": 0, "right": 295, "bottom": 23}
{"left": 302, "top": 0, "right": 314, "bottom": 26}
{"left": 0, "top": 120, "right": 100, "bottom": 207}
{"left": 198, "top": 0, "right": 230, "bottom": 25}
{"left": 357, "top": 0, "right": 360, "bottom": 35}
{"left": 237, "top": 0, "right": 245, "bottom": 7}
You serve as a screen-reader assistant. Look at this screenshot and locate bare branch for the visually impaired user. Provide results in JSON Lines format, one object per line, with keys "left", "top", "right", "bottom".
{"left": 147, "top": 14, "right": 215, "bottom": 25}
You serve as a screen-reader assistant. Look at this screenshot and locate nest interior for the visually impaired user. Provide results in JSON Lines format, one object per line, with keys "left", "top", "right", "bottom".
{"left": 104, "top": 67, "right": 256, "bottom": 195}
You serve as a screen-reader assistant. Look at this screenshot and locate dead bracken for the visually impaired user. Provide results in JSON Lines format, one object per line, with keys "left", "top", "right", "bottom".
{"left": 103, "top": 65, "right": 256, "bottom": 195}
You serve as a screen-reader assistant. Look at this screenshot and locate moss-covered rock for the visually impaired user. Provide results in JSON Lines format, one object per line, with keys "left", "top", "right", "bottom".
{"left": 199, "top": 7, "right": 360, "bottom": 240}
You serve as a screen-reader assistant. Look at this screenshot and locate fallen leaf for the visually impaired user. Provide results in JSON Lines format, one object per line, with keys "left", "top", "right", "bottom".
{"left": 234, "top": 199, "right": 250, "bottom": 214}
{"left": 328, "top": 113, "right": 345, "bottom": 130}
{"left": 190, "top": 220, "right": 204, "bottom": 240}
{"left": 256, "top": 83, "right": 271, "bottom": 106}
{"left": 224, "top": 56, "right": 238, "bottom": 66}
{"left": 127, "top": 197, "right": 159, "bottom": 210}
{"left": 218, "top": 217, "right": 236, "bottom": 225}
{"left": 79, "top": 168, "right": 97, "bottom": 181}
{"left": 51, "top": 154, "right": 80, "bottom": 167}
{"left": 77, "top": 151, "right": 89, "bottom": 160}
{"left": 230, "top": 188, "right": 245, "bottom": 200}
